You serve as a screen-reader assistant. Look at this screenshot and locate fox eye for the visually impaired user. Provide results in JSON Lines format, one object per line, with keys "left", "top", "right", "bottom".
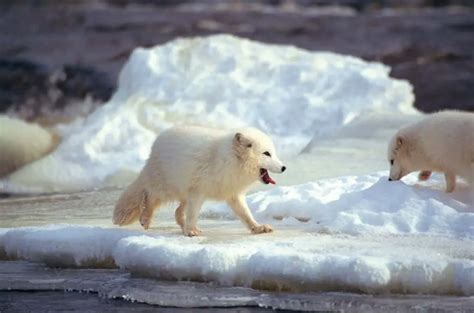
{"left": 390, "top": 159, "right": 394, "bottom": 165}
{"left": 263, "top": 151, "right": 271, "bottom": 157}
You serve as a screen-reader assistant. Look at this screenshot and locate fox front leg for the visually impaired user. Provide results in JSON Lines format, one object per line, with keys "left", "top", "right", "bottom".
{"left": 227, "top": 195, "right": 273, "bottom": 234}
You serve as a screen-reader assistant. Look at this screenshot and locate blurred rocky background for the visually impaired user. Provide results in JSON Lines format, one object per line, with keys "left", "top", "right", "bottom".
{"left": 1, "top": 0, "right": 473, "bottom": 124}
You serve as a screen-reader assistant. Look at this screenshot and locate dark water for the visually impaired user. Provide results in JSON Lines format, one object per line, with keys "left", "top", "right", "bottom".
{"left": 0, "top": 291, "right": 276, "bottom": 313}
{"left": 1, "top": 261, "right": 474, "bottom": 313}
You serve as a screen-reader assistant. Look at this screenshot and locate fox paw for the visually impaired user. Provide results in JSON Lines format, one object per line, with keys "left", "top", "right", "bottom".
{"left": 139, "top": 214, "right": 152, "bottom": 230}
{"left": 113, "top": 213, "right": 126, "bottom": 226}
{"left": 251, "top": 224, "right": 273, "bottom": 234}
{"left": 418, "top": 171, "right": 432, "bottom": 181}
{"left": 446, "top": 185, "right": 455, "bottom": 193}
{"left": 183, "top": 227, "right": 202, "bottom": 237}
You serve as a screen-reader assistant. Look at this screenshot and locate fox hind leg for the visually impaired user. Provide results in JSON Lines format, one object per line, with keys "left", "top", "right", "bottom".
{"left": 175, "top": 200, "right": 186, "bottom": 230}
{"left": 444, "top": 172, "right": 456, "bottom": 193}
{"left": 182, "top": 195, "right": 205, "bottom": 237}
{"left": 139, "top": 190, "right": 161, "bottom": 230}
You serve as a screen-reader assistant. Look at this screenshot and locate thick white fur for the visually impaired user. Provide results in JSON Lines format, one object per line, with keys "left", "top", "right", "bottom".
{"left": 387, "top": 111, "right": 474, "bottom": 192}
{"left": 113, "top": 126, "right": 285, "bottom": 236}
{"left": 0, "top": 115, "right": 58, "bottom": 178}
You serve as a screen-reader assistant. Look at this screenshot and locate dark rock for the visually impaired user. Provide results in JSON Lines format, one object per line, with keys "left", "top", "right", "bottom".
{"left": 0, "top": 3, "right": 473, "bottom": 118}
{"left": 0, "top": 59, "right": 49, "bottom": 114}
{"left": 0, "top": 59, "right": 113, "bottom": 120}
{"left": 57, "top": 65, "right": 114, "bottom": 106}
{"left": 392, "top": 59, "right": 474, "bottom": 112}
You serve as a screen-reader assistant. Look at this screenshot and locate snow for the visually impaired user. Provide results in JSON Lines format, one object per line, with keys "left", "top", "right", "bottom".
{"left": 113, "top": 234, "right": 474, "bottom": 295}
{"left": 1, "top": 34, "right": 415, "bottom": 193}
{"left": 204, "top": 172, "right": 474, "bottom": 236}
{"left": 1, "top": 173, "right": 472, "bottom": 296}
{"left": 1, "top": 227, "right": 473, "bottom": 296}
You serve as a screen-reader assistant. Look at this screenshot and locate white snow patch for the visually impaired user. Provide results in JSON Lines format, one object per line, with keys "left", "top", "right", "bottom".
{"left": 2, "top": 225, "right": 139, "bottom": 267}
{"left": 113, "top": 234, "right": 474, "bottom": 295}
{"left": 1, "top": 34, "right": 415, "bottom": 193}
{"left": 203, "top": 172, "right": 474, "bottom": 236}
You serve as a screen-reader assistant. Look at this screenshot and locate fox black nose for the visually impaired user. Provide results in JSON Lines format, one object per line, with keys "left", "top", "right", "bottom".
{"left": 388, "top": 178, "right": 392, "bottom": 181}
{"left": 281, "top": 166, "right": 286, "bottom": 172}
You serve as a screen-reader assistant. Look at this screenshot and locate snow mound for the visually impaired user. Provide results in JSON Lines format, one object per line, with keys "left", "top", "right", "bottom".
{"left": 204, "top": 172, "right": 474, "bottom": 236}
{"left": 1, "top": 34, "right": 415, "bottom": 193}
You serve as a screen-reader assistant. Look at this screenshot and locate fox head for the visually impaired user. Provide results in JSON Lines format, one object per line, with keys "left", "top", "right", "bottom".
{"left": 233, "top": 128, "right": 286, "bottom": 185}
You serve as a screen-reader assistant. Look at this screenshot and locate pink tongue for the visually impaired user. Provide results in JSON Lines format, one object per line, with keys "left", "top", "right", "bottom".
{"left": 263, "top": 171, "right": 276, "bottom": 185}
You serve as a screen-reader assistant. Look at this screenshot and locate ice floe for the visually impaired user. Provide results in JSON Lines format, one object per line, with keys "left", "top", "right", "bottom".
{"left": 1, "top": 225, "right": 473, "bottom": 296}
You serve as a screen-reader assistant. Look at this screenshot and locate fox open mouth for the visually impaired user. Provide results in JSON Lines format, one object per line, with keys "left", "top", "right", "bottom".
{"left": 260, "top": 168, "right": 276, "bottom": 185}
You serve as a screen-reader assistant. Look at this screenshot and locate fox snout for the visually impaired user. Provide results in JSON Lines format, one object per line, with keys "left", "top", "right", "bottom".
{"left": 269, "top": 163, "right": 286, "bottom": 173}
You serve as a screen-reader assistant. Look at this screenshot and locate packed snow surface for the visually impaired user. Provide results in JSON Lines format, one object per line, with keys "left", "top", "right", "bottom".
{"left": 204, "top": 172, "right": 474, "bottom": 236}
{"left": 1, "top": 173, "right": 473, "bottom": 296}
{"left": 1, "top": 34, "right": 415, "bottom": 193}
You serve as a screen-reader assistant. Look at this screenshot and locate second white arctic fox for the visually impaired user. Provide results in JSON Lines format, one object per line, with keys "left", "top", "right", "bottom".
{"left": 387, "top": 111, "right": 474, "bottom": 192}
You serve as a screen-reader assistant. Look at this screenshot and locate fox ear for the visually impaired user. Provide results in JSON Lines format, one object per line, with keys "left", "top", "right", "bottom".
{"left": 396, "top": 135, "right": 404, "bottom": 147}
{"left": 234, "top": 133, "right": 252, "bottom": 148}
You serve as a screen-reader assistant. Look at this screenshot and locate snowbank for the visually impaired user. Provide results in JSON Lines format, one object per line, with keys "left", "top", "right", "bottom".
{"left": 1, "top": 173, "right": 472, "bottom": 296}
{"left": 112, "top": 234, "right": 474, "bottom": 295}
{"left": 204, "top": 172, "right": 474, "bottom": 236}
{"left": 1, "top": 34, "right": 415, "bottom": 193}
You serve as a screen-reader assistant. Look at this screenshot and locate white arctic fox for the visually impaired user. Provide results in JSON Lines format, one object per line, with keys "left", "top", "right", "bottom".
{"left": 387, "top": 111, "right": 473, "bottom": 192}
{"left": 113, "top": 126, "right": 286, "bottom": 236}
